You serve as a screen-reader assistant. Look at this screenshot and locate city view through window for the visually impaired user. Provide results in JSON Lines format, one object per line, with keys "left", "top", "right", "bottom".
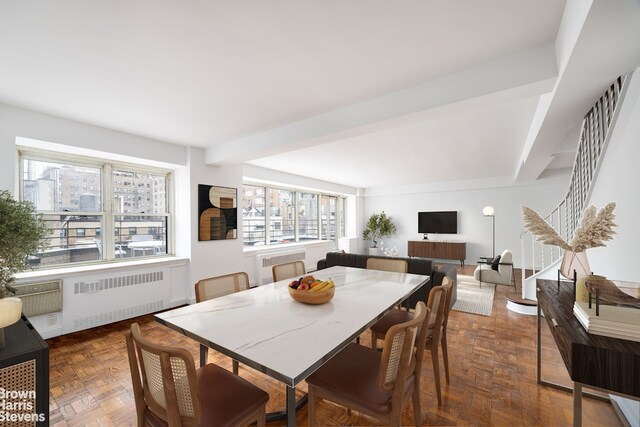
{"left": 243, "top": 184, "right": 344, "bottom": 246}
{"left": 21, "top": 157, "right": 170, "bottom": 266}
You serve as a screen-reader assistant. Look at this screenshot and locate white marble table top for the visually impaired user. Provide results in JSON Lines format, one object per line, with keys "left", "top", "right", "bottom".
{"left": 155, "top": 266, "right": 429, "bottom": 387}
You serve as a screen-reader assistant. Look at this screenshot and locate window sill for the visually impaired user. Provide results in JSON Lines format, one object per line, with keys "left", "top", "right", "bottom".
{"left": 242, "top": 240, "right": 336, "bottom": 255}
{"left": 15, "top": 256, "right": 190, "bottom": 282}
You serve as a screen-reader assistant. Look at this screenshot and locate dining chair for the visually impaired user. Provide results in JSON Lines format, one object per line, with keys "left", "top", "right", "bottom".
{"left": 195, "top": 272, "right": 250, "bottom": 372}
{"left": 306, "top": 301, "right": 430, "bottom": 427}
{"left": 272, "top": 260, "right": 306, "bottom": 282}
{"left": 438, "top": 277, "right": 454, "bottom": 384}
{"left": 125, "top": 322, "right": 269, "bottom": 427}
{"left": 370, "top": 280, "right": 450, "bottom": 406}
{"left": 365, "top": 257, "right": 408, "bottom": 273}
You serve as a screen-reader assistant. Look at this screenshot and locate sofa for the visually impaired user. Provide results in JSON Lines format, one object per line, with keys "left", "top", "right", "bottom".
{"left": 316, "top": 252, "right": 457, "bottom": 308}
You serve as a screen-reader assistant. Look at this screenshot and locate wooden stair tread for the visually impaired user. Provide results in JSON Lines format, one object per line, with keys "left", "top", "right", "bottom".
{"left": 505, "top": 293, "right": 537, "bottom": 306}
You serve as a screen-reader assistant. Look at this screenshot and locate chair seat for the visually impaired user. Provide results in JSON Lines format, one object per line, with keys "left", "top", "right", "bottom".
{"left": 306, "top": 343, "right": 414, "bottom": 416}
{"left": 372, "top": 309, "right": 437, "bottom": 338}
{"left": 474, "top": 265, "right": 510, "bottom": 285}
{"left": 370, "top": 309, "right": 414, "bottom": 336}
{"left": 196, "top": 363, "right": 269, "bottom": 427}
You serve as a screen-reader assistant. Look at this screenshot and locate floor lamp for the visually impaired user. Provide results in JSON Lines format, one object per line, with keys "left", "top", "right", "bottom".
{"left": 483, "top": 206, "right": 495, "bottom": 258}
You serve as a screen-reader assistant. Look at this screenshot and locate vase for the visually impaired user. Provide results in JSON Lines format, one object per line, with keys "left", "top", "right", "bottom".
{"left": 560, "top": 250, "right": 591, "bottom": 280}
{"left": 368, "top": 247, "right": 381, "bottom": 256}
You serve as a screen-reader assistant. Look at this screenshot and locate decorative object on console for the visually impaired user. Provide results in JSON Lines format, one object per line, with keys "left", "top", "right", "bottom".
{"left": 362, "top": 211, "right": 396, "bottom": 254}
{"left": 574, "top": 278, "right": 640, "bottom": 341}
{"left": 522, "top": 202, "right": 617, "bottom": 283}
{"left": 0, "top": 190, "right": 50, "bottom": 300}
{"left": 0, "top": 297, "right": 22, "bottom": 350}
{"left": 198, "top": 184, "right": 237, "bottom": 241}
{"left": 383, "top": 246, "right": 399, "bottom": 257}
{"left": 483, "top": 206, "right": 495, "bottom": 258}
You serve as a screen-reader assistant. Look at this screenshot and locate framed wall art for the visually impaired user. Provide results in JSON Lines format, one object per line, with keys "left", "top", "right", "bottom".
{"left": 198, "top": 184, "right": 237, "bottom": 241}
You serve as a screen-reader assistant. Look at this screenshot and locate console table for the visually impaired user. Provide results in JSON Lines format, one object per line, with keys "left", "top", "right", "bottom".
{"left": 0, "top": 315, "right": 49, "bottom": 426}
{"left": 536, "top": 279, "right": 640, "bottom": 427}
{"left": 408, "top": 240, "right": 466, "bottom": 265}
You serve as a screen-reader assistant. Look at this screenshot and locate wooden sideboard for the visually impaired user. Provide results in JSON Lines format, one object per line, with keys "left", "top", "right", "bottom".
{"left": 407, "top": 240, "right": 466, "bottom": 265}
{"left": 536, "top": 279, "right": 640, "bottom": 426}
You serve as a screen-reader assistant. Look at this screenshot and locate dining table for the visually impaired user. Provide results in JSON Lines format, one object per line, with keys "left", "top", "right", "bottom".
{"left": 154, "top": 265, "right": 430, "bottom": 426}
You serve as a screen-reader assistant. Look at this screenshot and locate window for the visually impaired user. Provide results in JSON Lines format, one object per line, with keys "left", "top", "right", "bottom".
{"left": 298, "top": 192, "right": 318, "bottom": 241}
{"left": 269, "top": 188, "right": 294, "bottom": 244}
{"left": 320, "top": 195, "right": 337, "bottom": 240}
{"left": 20, "top": 151, "right": 172, "bottom": 266}
{"left": 242, "top": 184, "right": 266, "bottom": 246}
{"left": 242, "top": 182, "right": 346, "bottom": 247}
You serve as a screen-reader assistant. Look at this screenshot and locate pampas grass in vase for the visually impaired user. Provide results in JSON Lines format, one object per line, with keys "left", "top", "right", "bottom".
{"left": 521, "top": 202, "right": 617, "bottom": 281}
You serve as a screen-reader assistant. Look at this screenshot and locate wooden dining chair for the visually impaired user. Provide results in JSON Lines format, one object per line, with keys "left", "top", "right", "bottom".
{"left": 272, "top": 260, "right": 306, "bottom": 282}
{"left": 365, "top": 257, "right": 408, "bottom": 273}
{"left": 195, "top": 272, "right": 250, "bottom": 372}
{"left": 439, "top": 277, "right": 454, "bottom": 384}
{"left": 125, "top": 323, "right": 269, "bottom": 427}
{"left": 306, "top": 301, "right": 430, "bottom": 427}
{"left": 370, "top": 280, "right": 450, "bottom": 406}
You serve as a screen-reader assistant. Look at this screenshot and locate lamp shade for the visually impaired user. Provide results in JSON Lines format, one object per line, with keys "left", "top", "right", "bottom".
{"left": 0, "top": 297, "right": 22, "bottom": 328}
{"left": 483, "top": 206, "right": 495, "bottom": 216}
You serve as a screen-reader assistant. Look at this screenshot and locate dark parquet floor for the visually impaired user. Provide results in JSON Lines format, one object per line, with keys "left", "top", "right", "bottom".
{"left": 46, "top": 265, "right": 622, "bottom": 426}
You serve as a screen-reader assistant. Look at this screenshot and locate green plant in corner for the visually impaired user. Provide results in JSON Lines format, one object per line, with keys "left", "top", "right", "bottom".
{"left": 362, "top": 211, "right": 396, "bottom": 248}
{"left": 0, "top": 190, "right": 50, "bottom": 299}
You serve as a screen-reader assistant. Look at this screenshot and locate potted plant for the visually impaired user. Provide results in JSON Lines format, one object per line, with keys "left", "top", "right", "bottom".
{"left": 362, "top": 211, "right": 397, "bottom": 255}
{"left": 0, "top": 190, "right": 49, "bottom": 349}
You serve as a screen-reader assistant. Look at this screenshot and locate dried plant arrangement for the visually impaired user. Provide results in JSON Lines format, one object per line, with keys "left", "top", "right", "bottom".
{"left": 521, "top": 202, "right": 617, "bottom": 252}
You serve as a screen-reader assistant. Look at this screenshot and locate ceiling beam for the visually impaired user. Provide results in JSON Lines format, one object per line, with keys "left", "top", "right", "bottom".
{"left": 205, "top": 43, "right": 557, "bottom": 166}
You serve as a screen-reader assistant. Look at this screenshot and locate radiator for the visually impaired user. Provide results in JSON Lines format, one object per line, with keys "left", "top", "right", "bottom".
{"left": 12, "top": 280, "right": 63, "bottom": 317}
{"left": 256, "top": 249, "right": 306, "bottom": 285}
{"left": 63, "top": 268, "right": 170, "bottom": 334}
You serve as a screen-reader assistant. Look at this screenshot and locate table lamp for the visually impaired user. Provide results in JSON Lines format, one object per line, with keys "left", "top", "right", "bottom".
{"left": 483, "top": 206, "right": 495, "bottom": 258}
{"left": 0, "top": 297, "right": 22, "bottom": 350}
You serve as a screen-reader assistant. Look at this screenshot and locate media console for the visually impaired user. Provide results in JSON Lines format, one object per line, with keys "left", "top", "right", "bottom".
{"left": 408, "top": 240, "right": 466, "bottom": 266}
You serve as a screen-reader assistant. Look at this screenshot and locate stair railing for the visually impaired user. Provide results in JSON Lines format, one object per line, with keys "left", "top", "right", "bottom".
{"left": 520, "top": 75, "right": 627, "bottom": 299}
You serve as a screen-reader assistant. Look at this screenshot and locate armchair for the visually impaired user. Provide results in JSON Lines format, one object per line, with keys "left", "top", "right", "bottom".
{"left": 474, "top": 249, "right": 516, "bottom": 289}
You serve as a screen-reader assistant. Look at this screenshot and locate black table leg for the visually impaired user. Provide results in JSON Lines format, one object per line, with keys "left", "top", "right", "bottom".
{"left": 265, "top": 385, "right": 308, "bottom": 425}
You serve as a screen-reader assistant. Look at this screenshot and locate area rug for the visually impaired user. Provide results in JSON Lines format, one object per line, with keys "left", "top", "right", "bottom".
{"left": 452, "top": 274, "right": 496, "bottom": 316}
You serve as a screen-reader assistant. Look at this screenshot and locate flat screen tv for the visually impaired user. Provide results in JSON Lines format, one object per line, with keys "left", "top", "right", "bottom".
{"left": 418, "top": 211, "right": 457, "bottom": 236}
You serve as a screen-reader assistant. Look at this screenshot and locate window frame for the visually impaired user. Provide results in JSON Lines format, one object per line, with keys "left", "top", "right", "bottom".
{"left": 18, "top": 148, "right": 175, "bottom": 267}
{"left": 242, "top": 181, "right": 346, "bottom": 248}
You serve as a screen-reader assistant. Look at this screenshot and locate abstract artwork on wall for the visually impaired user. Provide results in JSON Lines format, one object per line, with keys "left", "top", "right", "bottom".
{"left": 198, "top": 184, "right": 237, "bottom": 241}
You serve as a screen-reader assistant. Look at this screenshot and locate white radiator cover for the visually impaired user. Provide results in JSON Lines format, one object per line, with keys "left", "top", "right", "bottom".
{"left": 62, "top": 267, "right": 171, "bottom": 334}
{"left": 256, "top": 249, "right": 307, "bottom": 285}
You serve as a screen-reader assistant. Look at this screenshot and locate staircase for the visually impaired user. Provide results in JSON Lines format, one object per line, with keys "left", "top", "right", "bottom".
{"left": 511, "top": 75, "right": 628, "bottom": 315}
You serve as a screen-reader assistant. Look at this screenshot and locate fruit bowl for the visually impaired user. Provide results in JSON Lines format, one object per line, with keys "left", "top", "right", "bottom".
{"left": 288, "top": 286, "right": 334, "bottom": 305}
{"left": 287, "top": 275, "right": 335, "bottom": 305}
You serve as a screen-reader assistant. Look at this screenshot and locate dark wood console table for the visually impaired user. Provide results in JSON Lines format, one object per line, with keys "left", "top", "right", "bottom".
{"left": 536, "top": 279, "right": 640, "bottom": 427}
{"left": 408, "top": 240, "right": 466, "bottom": 266}
{"left": 0, "top": 315, "right": 49, "bottom": 426}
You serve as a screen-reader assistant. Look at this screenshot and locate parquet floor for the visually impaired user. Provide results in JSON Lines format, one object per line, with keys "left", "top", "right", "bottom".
{"left": 46, "top": 265, "right": 622, "bottom": 426}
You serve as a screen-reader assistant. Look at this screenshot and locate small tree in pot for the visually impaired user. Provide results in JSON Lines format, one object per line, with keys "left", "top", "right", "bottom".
{"left": 362, "top": 211, "right": 396, "bottom": 250}
{"left": 0, "top": 190, "right": 49, "bottom": 299}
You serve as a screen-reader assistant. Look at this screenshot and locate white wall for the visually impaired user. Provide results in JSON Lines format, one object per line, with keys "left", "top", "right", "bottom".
{"left": 586, "top": 69, "right": 640, "bottom": 281}
{"left": 362, "top": 174, "right": 568, "bottom": 265}
{"left": 581, "top": 68, "right": 640, "bottom": 427}
{"left": 189, "top": 147, "right": 246, "bottom": 293}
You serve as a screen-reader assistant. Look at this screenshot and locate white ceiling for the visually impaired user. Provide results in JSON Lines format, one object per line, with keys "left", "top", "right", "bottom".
{"left": 1, "top": 1, "right": 639, "bottom": 189}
